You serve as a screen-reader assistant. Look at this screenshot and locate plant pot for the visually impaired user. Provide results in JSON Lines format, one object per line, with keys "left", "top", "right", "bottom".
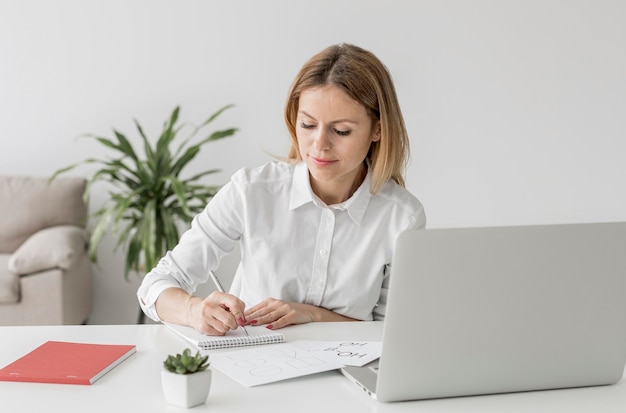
{"left": 161, "top": 368, "right": 212, "bottom": 408}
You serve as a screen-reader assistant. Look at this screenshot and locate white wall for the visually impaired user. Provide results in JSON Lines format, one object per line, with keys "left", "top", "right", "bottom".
{"left": 1, "top": 1, "right": 625, "bottom": 324}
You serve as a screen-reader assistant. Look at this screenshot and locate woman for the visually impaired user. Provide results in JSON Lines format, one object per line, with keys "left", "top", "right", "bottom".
{"left": 137, "top": 43, "right": 426, "bottom": 335}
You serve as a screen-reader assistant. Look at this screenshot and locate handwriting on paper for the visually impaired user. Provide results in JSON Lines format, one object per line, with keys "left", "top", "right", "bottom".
{"left": 291, "top": 340, "right": 382, "bottom": 367}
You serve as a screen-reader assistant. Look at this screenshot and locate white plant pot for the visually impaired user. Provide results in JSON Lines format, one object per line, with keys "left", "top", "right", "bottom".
{"left": 161, "top": 368, "right": 212, "bottom": 408}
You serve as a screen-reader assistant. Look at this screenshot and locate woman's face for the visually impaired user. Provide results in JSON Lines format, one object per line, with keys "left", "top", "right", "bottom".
{"left": 296, "top": 84, "right": 380, "bottom": 205}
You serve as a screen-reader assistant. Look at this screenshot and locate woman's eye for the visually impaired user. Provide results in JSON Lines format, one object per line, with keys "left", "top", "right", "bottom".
{"left": 334, "top": 128, "right": 351, "bottom": 136}
{"left": 300, "top": 122, "right": 315, "bottom": 130}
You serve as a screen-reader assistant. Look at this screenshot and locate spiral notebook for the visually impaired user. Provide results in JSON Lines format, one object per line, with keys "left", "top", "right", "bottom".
{"left": 164, "top": 322, "right": 285, "bottom": 350}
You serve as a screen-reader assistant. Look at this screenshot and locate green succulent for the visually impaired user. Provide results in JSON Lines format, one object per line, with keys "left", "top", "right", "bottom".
{"left": 163, "top": 348, "right": 210, "bottom": 374}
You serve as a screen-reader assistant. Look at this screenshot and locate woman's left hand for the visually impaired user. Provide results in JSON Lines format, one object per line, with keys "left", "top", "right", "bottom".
{"left": 244, "top": 298, "right": 355, "bottom": 330}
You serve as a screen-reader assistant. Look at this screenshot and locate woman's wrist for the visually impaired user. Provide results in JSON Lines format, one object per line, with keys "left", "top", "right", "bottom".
{"left": 308, "top": 304, "right": 355, "bottom": 323}
{"left": 184, "top": 294, "right": 203, "bottom": 326}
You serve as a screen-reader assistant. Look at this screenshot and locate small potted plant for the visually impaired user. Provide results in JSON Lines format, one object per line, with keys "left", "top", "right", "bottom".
{"left": 162, "top": 348, "right": 211, "bottom": 408}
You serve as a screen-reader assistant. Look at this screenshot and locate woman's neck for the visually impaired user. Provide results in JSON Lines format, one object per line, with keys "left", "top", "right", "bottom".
{"left": 311, "top": 164, "right": 367, "bottom": 206}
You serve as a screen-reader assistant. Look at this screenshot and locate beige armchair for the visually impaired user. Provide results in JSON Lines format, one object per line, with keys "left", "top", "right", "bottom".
{"left": 0, "top": 175, "right": 92, "bottom": 325}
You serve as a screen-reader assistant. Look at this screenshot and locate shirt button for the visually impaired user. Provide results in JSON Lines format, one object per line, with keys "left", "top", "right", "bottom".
{"left": 320, "top": 249, "right": 328, "bottom": 256}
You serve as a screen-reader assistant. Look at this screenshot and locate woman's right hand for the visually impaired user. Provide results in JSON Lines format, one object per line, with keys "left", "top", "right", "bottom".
{"left": 155, "top": 287, "right": 247, "bottom": 336}
{"left": 187, "top": 291, "right": 248, "bottom": 336}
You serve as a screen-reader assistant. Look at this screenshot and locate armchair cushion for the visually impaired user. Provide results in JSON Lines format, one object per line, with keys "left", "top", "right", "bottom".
{"left": 8, "top": 225, "right": 88, "bottom": 276}
{"left": 0, "top": 176, "right": 87, "bottom": 253}
{"left": 0, "top": 255, "right": 19, "bottom": 303}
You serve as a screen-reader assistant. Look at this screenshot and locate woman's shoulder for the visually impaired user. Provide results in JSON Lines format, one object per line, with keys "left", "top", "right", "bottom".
{"left": 230, "top": 160, "right": 295, "bottom": 185}
{"left": 375, "top": 180, "right": 425, "bottom": 217}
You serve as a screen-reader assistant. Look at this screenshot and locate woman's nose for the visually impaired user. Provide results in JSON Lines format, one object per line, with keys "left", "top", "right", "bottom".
{"left": 313, "top": 128, "right": 331, "bottom": 151}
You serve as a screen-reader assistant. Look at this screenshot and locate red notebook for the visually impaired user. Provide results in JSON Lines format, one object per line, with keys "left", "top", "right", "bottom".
{"left": 0, "top": 341, "right": 136, "bottom": 385}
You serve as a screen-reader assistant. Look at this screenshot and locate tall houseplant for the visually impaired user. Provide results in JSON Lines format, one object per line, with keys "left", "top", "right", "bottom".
{"left": 53, "top": 105, "right": 237, "bottom": 322}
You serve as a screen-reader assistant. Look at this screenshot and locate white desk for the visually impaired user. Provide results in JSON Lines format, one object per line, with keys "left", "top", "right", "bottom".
{"left": 1, "top": 322, "right": 625, "bottom": 413}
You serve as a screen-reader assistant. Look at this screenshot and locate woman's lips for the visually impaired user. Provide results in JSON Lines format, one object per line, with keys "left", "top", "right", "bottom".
{"left": 310, "top": 155, "right": 337, "bottom": 166}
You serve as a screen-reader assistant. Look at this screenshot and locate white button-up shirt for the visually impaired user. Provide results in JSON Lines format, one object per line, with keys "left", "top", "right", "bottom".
{"left": 138, "top": 161, "right": 426, "bottom": 322}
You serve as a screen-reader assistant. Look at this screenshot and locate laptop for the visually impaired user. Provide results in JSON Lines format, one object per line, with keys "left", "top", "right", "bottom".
{"left": 341, "top": 222, "right": 626, "bottom": 402}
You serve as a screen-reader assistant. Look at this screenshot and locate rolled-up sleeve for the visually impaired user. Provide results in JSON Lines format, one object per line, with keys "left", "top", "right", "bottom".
{"left": 137, "top": 253, "right": 195, "bottom": 322}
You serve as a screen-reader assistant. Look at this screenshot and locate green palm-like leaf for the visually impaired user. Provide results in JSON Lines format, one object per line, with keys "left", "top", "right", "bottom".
{"left": 52, "top": 105, "right": 237, "bottom": 280}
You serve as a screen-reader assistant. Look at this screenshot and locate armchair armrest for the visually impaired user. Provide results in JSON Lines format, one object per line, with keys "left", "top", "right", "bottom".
{"left": 8, "top": 225, "right": 88, "bottom": 276}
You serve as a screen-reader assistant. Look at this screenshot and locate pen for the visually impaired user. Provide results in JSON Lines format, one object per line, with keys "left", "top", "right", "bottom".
{"left": 209, "top": 271, "right": 249, "bottom": 336}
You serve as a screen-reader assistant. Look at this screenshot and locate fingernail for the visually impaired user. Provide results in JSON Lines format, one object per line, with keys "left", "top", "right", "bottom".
{"left": 250, "top": 319, "right": 258, "bottom": 325}
{"left": 238, "top": 318, "right": 246, "bottom": 326}
{"left": 266, "top": 324, "right": 273, "bottom": 330}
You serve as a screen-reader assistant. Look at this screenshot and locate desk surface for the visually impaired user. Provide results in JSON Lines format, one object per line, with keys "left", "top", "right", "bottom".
{"left": 1, "top": 322, "right": 625, "bottom": 413}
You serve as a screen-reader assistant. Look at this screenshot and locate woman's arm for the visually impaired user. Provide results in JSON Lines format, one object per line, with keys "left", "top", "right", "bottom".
{"left": 244, "top": 298, "right": 358, "bottom": 330}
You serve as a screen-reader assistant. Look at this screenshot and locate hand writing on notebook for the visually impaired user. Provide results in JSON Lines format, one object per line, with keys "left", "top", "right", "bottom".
{"left": 156, "top": 288, "right": 247, "bottom": 336}
{"left": 191, "top": 293, "right": 353, "bottom": 333}
{"left": 190, "top": 291, "right": 248, "bottom": 336}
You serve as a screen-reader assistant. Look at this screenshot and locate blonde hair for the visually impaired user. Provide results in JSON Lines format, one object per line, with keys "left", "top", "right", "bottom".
{"left": 284, "top": 43, "right": 410, "bottom": 194}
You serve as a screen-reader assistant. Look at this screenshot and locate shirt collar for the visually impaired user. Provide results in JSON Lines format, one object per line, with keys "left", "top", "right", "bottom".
{"left": 289, "top": 162, "right": 372, "bottom": 226}
{"left": 289, "top": 162, "right": 314, "bottom": 210}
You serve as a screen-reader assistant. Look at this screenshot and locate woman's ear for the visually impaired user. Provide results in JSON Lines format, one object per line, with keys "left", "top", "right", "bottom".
{"left": 372, "top": 121, "right": 381, "bottom": 142}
